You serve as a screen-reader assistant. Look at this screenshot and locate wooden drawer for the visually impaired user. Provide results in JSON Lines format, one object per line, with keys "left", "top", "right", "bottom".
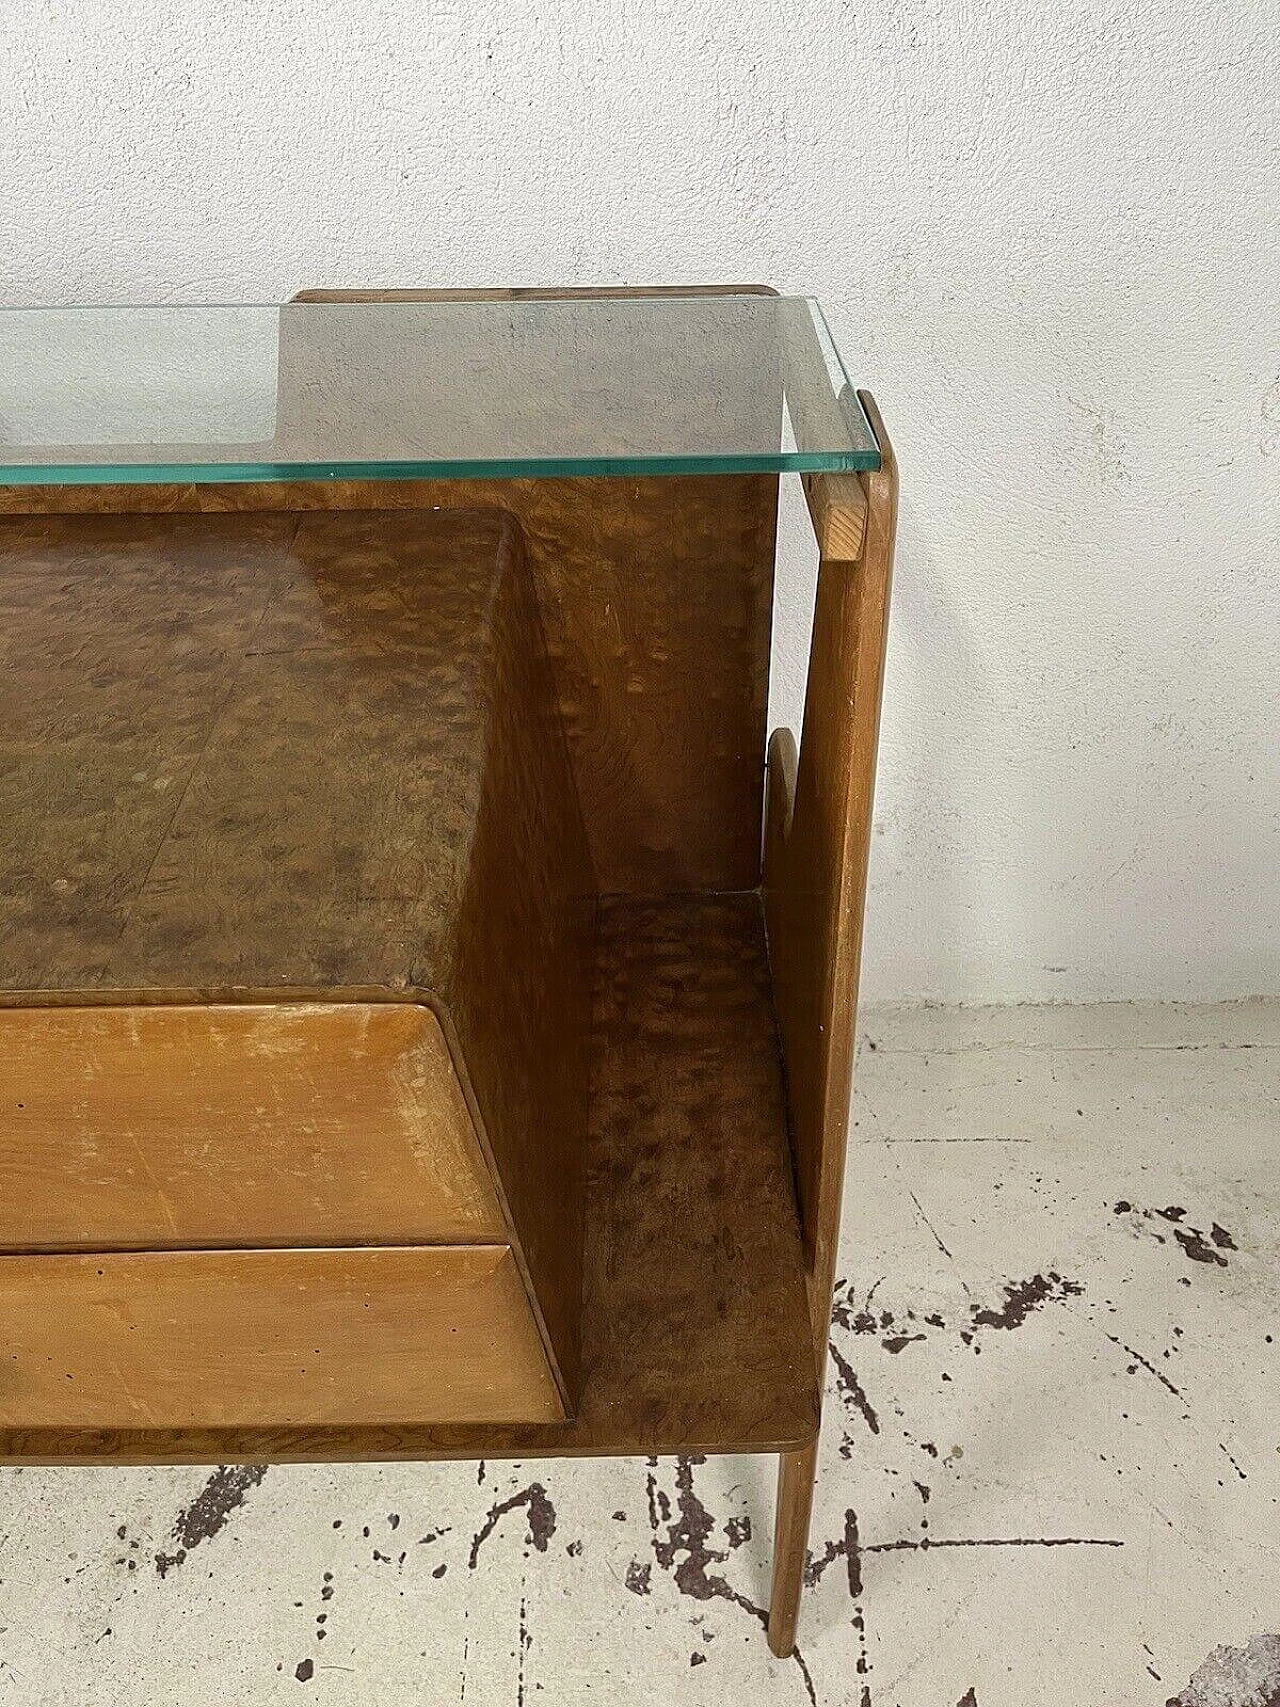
{"left": 0, "top": 1002, "right": 505, "bottom": 1249}
{"left": 0, "top": 1246, "right": 564, "bottom": 1427}
{"left": 0, "top": 1002, "right": 567, "bottom": 1427}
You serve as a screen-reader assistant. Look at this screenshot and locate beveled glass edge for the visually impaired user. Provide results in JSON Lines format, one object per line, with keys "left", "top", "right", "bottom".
{"left": 805, "top": 299, "right": 881, "bottom": 465}
{"left": 0, "top": 448, "right": 881, "bottom": 487}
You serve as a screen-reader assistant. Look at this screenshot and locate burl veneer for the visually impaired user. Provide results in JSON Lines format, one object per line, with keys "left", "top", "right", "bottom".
{"left": 0, "top": 505, "right": 594, "bottom": 1424}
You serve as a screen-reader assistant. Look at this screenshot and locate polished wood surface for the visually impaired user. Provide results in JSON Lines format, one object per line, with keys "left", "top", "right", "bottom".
{"left": 764, "top": 397, "right": 896, "bottom": 1649}
{"left": 0, "top": 1002, "right": 503, "bottom": 1249}
{"left": 0, "top": 505, "right": 593, "bottom": 1405}
{"left": 0, "top": 297, "right": 895, "bottom": 1654}
{"left": 768, "top": 1438, "right": 819, "bottom": 1658}
{"left": 765, "top": 394, "right": 896, "bottom": 1348}
{"left": 0, "top": 507, "right": 527, "bottom": 993}
{"left": 0, "top": 1245, "right": 563, "bottom": 1427}
{"left": 436, "top": 517, "right": 594, "bottom": 1396}
{"left": 0, "top": 895, "right": 818, "bottom": 1462}
{"left": 0, "top": 477, "right": 777, "bottom": 896}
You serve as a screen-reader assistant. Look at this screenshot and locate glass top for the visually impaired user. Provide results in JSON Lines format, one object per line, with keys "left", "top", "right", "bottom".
{"left": 0, "top": 295, "right": 878, "bottom": 485}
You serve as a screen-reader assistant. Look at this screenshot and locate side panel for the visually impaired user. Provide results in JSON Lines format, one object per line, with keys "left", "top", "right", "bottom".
{"left": 764, "top": 395, "right": 897, "bottom": 1353}
{"left": 437, "top": 515, "right": 596, "bottom": 1406}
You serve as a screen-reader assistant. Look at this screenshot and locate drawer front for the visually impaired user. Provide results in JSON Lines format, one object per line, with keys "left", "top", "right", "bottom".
{"left": 0, "top": 1002, "right": 506, "bottom": 1249}
{"left": 0, "top": 1246, "right": 563, "bottom": 1427}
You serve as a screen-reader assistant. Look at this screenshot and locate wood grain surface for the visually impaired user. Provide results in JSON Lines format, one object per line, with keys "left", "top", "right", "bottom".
{"left": 764, "top": 395, "right": 897, "bottom": 1350}
{"left": 761, "top": 394, "right": 896, "bottom": 1654}
{"left": 0, "top": 484, "right": 776, "bottom": 897}
{"left": 0, "top": 505, "right": 594, "bottom": 1407}
{"left": 0, "top": 895, "right": 818, "bottom": 1462}
{"left": 0, "top": 1002, "right": 503, "bottom": 1250}
{"left": 0, "top": 1245, "right": 563, "bottom": 1427}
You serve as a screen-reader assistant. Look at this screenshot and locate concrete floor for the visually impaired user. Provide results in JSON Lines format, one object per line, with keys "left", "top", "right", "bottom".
{"left": 1, "top": 1000, "right": 1276, "bottom": 1706}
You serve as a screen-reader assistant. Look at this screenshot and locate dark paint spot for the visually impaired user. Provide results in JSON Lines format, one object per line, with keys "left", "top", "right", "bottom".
{"left": 516, "top": 1593, "right": 531, "bottom": 1707}
{"left": 645, "top": 1456, "right": 816, "bottom": 1699}
{"left": 883, "top": 1333, "right": 927, "bottom": 1353}
{"left": 155, "top": 1465, "right": 268, "bottom": 1577}
{"left": 295, "top": 1658, "right": 314, "bottom": 1682}
{"left": 625, "top": 1559, "right": 652, "bottom": 1596}
{"left": 830, "top": 1273, "right": 1083, "bottom": 1354}
{"left": 957, "top": 1692, "right": 979, "bottom": 1707}
{"left": 867, "top": 1535, "right": 1122, "bottom": 1556}
{"left": 1220, "top": 1444, "right": 1248, "bottom": 1481}
{"left": 723, "top": 1514, "right": 752, "bottom": 1549}
{"left": 468, "top": 1483, "right": 557, "bottom": 1567}
{"left": 1115, "top": 1201, "right": 1237, "bottom": 1268}
{"left": 805, "top": 1508, "right": 861, "bottom": 1594}
{"left": 970, "top": 1273, "right": 1084, "bottom": 1331}
{"left": 1173, "top": 1226, "right": 1229, "bottom": 1267}
{"left": 1166, "top": 1633, "right": 1280, "bottom": 1706}
{"left": 1105, "top": 1333, "right": 1187, "bottom": 1401}
{"left": 649, "top": 1457, "right": 765, "bottom": 1626}
{"left": 830, "top": 1342, "right": 880, "bottom": 1437}
{"left": 690, "top": 1652, "right": 707, "bottom": 1666}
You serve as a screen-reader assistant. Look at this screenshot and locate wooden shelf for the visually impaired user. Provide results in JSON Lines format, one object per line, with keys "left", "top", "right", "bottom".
{"left": 0, "top": 894, "right": 819, "bottom": 1464}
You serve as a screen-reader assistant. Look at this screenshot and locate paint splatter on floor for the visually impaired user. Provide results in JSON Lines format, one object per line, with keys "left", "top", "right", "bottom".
{"left": 154, "top": 1464, "right": 269, "bottom": 1577}
{"left": 0, "top": 1000, "right": 1275, "bottom": 1705}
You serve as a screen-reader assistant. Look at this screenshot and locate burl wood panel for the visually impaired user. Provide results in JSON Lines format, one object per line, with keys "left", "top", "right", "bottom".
{"left": 0, "top": 506, "right": 593, "bottom": 1405}
{"left": 0, "top": 478, "right": 777, "bottom": 896}
{"left": 0, "top": 895, "right": 819, "bottom": 1462}
{"left": 764, "top": 394, "right": 897, "bottom": 1351}
{"left": 0, "top": 1003, "right": 504, "bottom": 1249}
{"left": 0, "top": 1246, "right": 563, "bottom": 1427}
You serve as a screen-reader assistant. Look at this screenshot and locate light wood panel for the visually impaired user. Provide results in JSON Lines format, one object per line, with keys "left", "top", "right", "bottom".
{"left": 0, "top": 1246, "right": 563, "bottom": 1427}
{"left": 801, "top": 469, "right": 867, "bottom": 562}
{"left": 0, "top": 1002, "right": 503, "bottom": 1250}
{"left": 0, "top": 895, "right": 819, "bottom": 1462}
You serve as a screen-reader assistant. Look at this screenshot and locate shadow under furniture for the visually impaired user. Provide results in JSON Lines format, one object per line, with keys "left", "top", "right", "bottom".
{"left": 0, "top": 288, "right": 896, "bottom": 1655}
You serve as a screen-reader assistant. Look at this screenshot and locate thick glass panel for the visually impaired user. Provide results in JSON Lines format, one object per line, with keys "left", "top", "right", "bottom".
{"left": 0, "top": 296, "right": 878, "bottom": 484}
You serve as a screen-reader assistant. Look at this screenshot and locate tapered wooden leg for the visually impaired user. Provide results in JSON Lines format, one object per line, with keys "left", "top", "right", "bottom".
{"left": 768, "top": 1438, "right": 819, "bottom": 1657}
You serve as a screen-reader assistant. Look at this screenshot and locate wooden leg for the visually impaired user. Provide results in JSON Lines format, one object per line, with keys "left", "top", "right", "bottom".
{"left": 768, "top": 1437, "right": 819, "bottom": 1657}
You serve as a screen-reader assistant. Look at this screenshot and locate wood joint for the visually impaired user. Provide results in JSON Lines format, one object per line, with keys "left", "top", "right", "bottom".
{"left": 801, "top": 471, "right": 867, "bottom": 562}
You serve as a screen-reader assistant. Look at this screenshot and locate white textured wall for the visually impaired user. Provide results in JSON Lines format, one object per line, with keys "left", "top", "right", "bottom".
{"left": 2, "top": 0, "right": 1277, "bottom": 1004}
